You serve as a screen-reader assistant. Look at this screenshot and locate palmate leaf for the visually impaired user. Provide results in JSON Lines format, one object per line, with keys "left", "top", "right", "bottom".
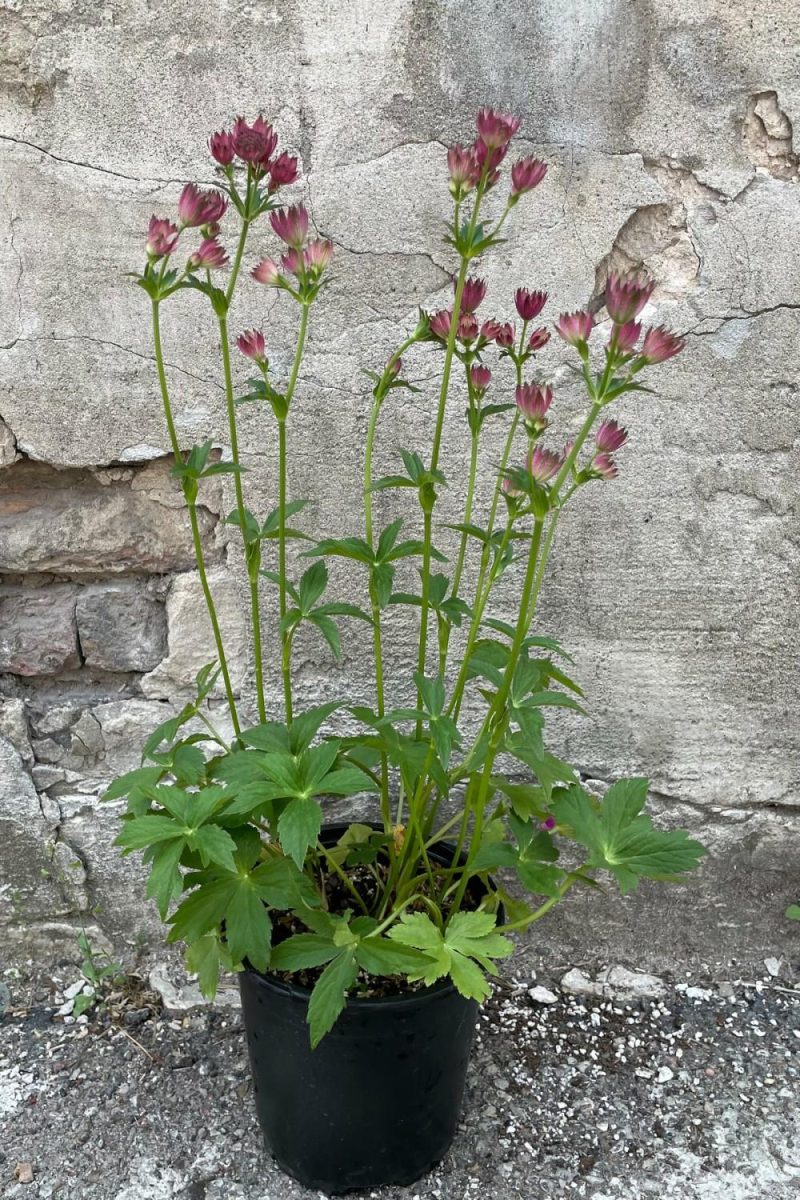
{"left": 277, "top": 796, "right": 323, "bottom": 868}
{"left": 224, "top": 882, "right": 272, "bottom": 973}
{"left": 388, "top": 910, "right": 513, "bottom": 1001}
{"left": 308, "top": 950, "right": 359, "bottom": 1048}
{"left": 552, "top": 779, "right": 707, "bottom": 895}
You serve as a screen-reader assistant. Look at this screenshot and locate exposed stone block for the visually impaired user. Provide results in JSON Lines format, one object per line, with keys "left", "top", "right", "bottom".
{"left": 76, "top": 583, "right": 167, "bottom": 672}
{"left": 0, "top": 586, "right": 79, "bottom": 675}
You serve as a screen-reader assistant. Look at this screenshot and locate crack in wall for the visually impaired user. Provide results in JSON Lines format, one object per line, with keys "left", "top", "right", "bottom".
{"left": 0, "top": 133, "right": 195, "bottom": 188}
{"left": 1, "top": 333, "right": 224, "bottom": 392}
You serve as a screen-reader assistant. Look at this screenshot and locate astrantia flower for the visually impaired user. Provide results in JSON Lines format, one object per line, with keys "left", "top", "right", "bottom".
{"left": 208, "top": 130, "right": 235, "bottom": 166}
{"left": 595, "top": 419, "right": 628, "bottom": 453}
{"left": 470, "top": 364, "right": 491, "bottom": 397}
{"left": 460, "top": 276, "right": 487, "bottom": 314}
{"left": 177, "top": 183, "right": 228, "bottom": 229}
{"left": 232, "top": 115, "right": 278, "bottom": 167}
{"left": 614, "top": 320, "right": 641, "bottom": 354}
{"left": 511, "top": 157, "right": 548, "bottom": 196}
{"left": 429, "top": 309, "right": 453, "bottom": 341}
{"left": 252, "top": 257, "right": 281, "bottom": 286}
{"left": 591, "top": 453, "right": 618, "bottom": 480}
{"left": 527, "top": 327, "right": 551, "bottom": 352}
{"left": 514, "top": 288, "right": 547, "bottom": 322}
{"left": 515, "top": 382, "right": 553, "bottom": 434}
{"left": 447, "top": 144, "right": 481, "bottom": 196}
{"left": 236, "top": 329, "right": 267, "bottom": 365}
{"left": 480, "top": 318, "right": 505, "bottom": 343}
{"left": 527, "top": 444, "right": 563, "bottom": 484}
{"left": 640, "top": 326, "right": 686, "bottom": 364}
{"left": 146, "top": 215, "right": 179, "bottom": 259}
{"left": 457, "top": 313, "right": 479, "bottom": 342}
{"left": 280, "top": 248, "right": 305, "bottom": 277}
{"left": 188, "top": 237, "right": 228, "bottom": 269}
{"left": 268, "top": 152, "right": 300, "bottom": 191}
{"left": 605, "top": 272, "right": 655, "bottom": 324}
{"left": 495, "top": 322, "right": 515, "bottom": 348}
{"left": 476, "top": 107, "right": 522, "bottom": 149}
{"left": 304, "top": 238, "right": 333, "bottom": 276}
{"left": 556, "top": 310, "right": 593, "bottom": 349}
{"left": 501, "top": 475, "right": 525, "bottom": 500}
{"left": 473, "top": 138, "right": 508, "bottom": 186}
{"left": 270, "top": 204, "right": 309, "bottom": 248}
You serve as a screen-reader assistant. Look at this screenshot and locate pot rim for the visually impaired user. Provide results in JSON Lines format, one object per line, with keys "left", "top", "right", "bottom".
{"left": 245, "top": 819, "right": 500, "bottom": 1008}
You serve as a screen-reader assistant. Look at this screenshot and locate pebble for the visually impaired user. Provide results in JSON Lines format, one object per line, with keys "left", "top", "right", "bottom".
{"left": 529, "top": 986, "right": 558, "bottom": 1005}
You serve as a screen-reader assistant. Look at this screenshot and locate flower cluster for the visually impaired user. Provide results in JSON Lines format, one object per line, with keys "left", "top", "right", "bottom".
{"left": 554, "top": 272, "right": 686, "bottom": 368}
{"left": 447, "top": 108, "right": 547, "bottom": 200}
{"left": 250, "top": 202, "right": 334, "bottom": 300}
{"left": 209, "top": 116, "right": 300, "bottom": 191}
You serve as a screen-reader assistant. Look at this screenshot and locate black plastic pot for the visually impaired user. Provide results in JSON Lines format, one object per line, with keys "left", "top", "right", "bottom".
{"left": 239, "top": 823, "right": 483, "bottom": 1193}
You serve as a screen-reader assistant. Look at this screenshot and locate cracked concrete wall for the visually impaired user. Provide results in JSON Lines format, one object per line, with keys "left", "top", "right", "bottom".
{"left": 0, "top": 1, "right": 798, "bottom": 971}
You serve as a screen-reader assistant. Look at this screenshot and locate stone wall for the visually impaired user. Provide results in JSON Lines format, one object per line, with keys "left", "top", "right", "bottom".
{"left": 1, "top": 1, "right": 798, "bottom": 971}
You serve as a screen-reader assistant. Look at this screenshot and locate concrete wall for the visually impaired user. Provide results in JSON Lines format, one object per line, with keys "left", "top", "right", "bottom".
{"left": 1, "top": 0, "right": 798, "bottom": 970}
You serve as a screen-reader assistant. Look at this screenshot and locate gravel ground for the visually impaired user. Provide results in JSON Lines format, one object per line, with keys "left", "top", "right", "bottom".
{"left": 1, "top": 963, "right": 798, "bottom": 1200}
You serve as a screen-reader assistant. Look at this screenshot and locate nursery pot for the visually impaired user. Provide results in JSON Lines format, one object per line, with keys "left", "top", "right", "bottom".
{"left": 239, "top": 823, "right": 486, "bottom": 1193}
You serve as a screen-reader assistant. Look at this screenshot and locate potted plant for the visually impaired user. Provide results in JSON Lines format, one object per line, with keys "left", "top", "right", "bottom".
{"left": 106, "top": 108, "right": 706, "bottom": 1192}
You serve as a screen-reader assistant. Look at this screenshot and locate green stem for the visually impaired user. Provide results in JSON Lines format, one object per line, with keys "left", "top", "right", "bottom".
{"left": 414, "top": 506, "right": 434, "bottom": 737}
{"left": 316, "top": 841, "right": 370, "bottom": 915}
{"left": 151, "top": 300, "right": 240, "bottom": 735}
{"left": 502, "top": 872, "right": 581, "bottom": 932}
{"left": 277, "top": 417, "right": 292, "bottom": 723}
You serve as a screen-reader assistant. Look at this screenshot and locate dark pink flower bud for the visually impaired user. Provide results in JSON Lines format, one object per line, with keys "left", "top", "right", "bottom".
{"left": 591, "top": 453, "right": 619, "bottom": 481}
{"left": 527, "top": 327, "right": 551, "bottom": 352}
{"left": 511, "top": 157, "right": 548, "bottom": 196}
{"left": 236, "top": 329, "right": 267, "bottom": 365}
{"left": 177, "top": 183, "right": 228, "bottom": 228}
{"left": 188, "top": 237, "right": 228, "bottom": 269}
{"left": 457, "top": 313, "right": 479, "bottom": 342}
{"left": 605, "top": 272, "right": 655, "bottom": 324}
{"left": 252, "top": 257, "right": 281, "bottom": 286}
{"left": 514, "top": 288, "right": 548, "bottom": 322}
{"left": 615, "top": 321, "right": 641, "bottom": 353}
{"left": 470, "top": 364, "right": 491, "bottom": 396}
{"left": 541, "top": 815, "right": 557, "bottom": 830}
{"left": 146, "top": 215, "right": 179, "bottom": 259}
{"left": 595, "top": 420, "right": 628, "bottom": 453}
{"left": 556, "top": 310, "right": 593, "bottom": 349}
{"left": 270, "top": 204, "right": 309, "bottom": 248}
{"left": 387, "top": 357, "right": 402, "bottom": 378}
{"left": 476, "top": 107, "right": 522, "bottom": 150}
{"left": 280, "top": 248, "right": 305, "bottom": 277}
{"left": 429, "top": 309, "right": 453, "bottom": 341}
{"left": 447, "top": 144, "right": 481, "bottom": 194}
{"left": 527, "top": 444, "right": 563, "bottom": 484}
{"left": 473, "top": 138, "right": 507, "bottom": 187}
{"left": 516, "top": 382, "right": 553, "bottom": 429}
{"left": 268, "top": 152, "right": 300, "bottom": 191}
{"left": 209, "top": 129, "right": 236, "bottom": 166}
{"left": 640, "top": 326, "right": 686, "bottom": 364}
{"left": 459, "top": 276, "right": 487, "bottom": 314}
{"left": 232, "top": 115, "right": 278, "bottom": 167}
{"left": 480, "top": 318, "right": 505, "bottom": 343}
{"left": 495, "top": 322, "right": 515, "bottom": 348}
{"left": 303, "top": 238, "right": 333, "bottom": 276}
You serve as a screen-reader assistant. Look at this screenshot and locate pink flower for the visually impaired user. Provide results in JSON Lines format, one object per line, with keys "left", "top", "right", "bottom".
{"left": 615, "top": 321, "right": 641, "bottom": 353}
{"left": 146, "top": 215, "right": 179, "bottom": 259}
{"left": 556, "top": 310, "right": 593, "bottom": 349}
{"left": 470, "top": 364, "right": 491, "bottom": 396}
{"left": 429, "top": 309, "right": 453, "bottom": 340}
{"left": 515, "top": 382, "right": 553, "bottom": 433}
{"left": 236, "top": 329, "right": 267, "bottom": 365}
{"left": 188, "top": 237, "right": 228, "bottom": 269}
{"left": 280, "top": 248, "right": 305, "bottom": 277}
{"left": 447, "top": 144, "right": 481, "bottom": 194}
{"left": 495, "top": 322, "right": 515, "bottom": 348}
{"left": 252, "top": 257, "right": 281, "bottom": 286}
{"left": 232, "top": 116, "right": 278, "bottom": 167}
{"left": 527, "top": 327, "right": 551, "bottom": 352}
{"left": 511, "top": 157, "right": 548, "bottom": 196}
{"left": 527, "top": 445, "right": 563, "bottom": 484}
{"left": 605, "top": 272, "right": 655, "bottom": 324}
{"left": 541, "top": 815, "right": 557, "bottom": 831}
{"left": 460, "top": 276, "right": 487, "bottom": 314}
{"left": 457, "top": 313, "right": 479, "bottom": 341}
{"left": 270, "top": 204, "right": 309, "bottom": 248}
{"left": 595, "top": 419, "right": 628, "bottom": 453}
{"left": 640, "top": 326, "right": 686, "bottom": 364}
{"left": 268, "top": 152, "right": 300, "bottom": 190}
{"left": 208, "top": 130, "right": 235, "bottom": 166}
{"left": 303, "top": 238, "right": 333, "bottom": 276}
{"left": 476, "top": 107, "right": 522, "bottom": 150}
{"left": 177, "top": 183, "right": 228, "bottom": 229}
{"left": 480, "top": 318, "right": 505, "bottom": 342}
{"left": 591, "top": 453, "right": 618, "bottom": 481}
{"left": 501, "top": 475, "right": 525, "bottom": 500}
{"left": 514, "top": 288, "right": 547, "bottom": 321}
{"left": 473, "top": 138, "right": 508, "bottom": 187}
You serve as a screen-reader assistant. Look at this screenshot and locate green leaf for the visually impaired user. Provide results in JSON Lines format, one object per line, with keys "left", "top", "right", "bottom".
{"left": 307, "top": 536, "right": 374, "bottom": 563}
{"left": 299, "top": 560, "right": 328, "bottom": 612}
{"left": 168, "top": 877, "right": 237, "bottom": 943}
{"left": 786, "top": 905, "right": 800, "bottom": 921}
{"left": 190, "top": 823, "right": 238, "bottom": 872}
{"left": 250, "top": 855, "right": 321, "bottom": 909}
{"left": 146, "top": 837, "right": 186, "bottom": 919}
{"left": 309, "top": 613, "right": 341, "bottom": 659}
{"left": 115, "top": 814, "right": 184, "bottom": 852}
{"left": 371, "top": 562, "right": 395, "bottom": 609}
{"left": 289, "top": 701, "right": 343, "bottom": 754}
{"left": 387, "top": 911, "right": 443, "bottom": 952}
{"left": 355, "top": 937, "right": 429, "bottom": 976}
{"left": 313, "top": 766, "right": 376, "bottom": 796}
{"left": 448, "top": 950, "right": 492, "bottom": 1001}
{"left": 278, "top": 796, "right": 323, "bottom": 867}
{"left": 185, "top": 935, "right": 221, "bottom": 998}
{"left": 516, "top": 860, "right": 562, "bottom": 897}
{"left": 307, "top": 950, "right": 358, "bottom": 1047}
{"left": 270, "top": 933, "right": 338, "bottom": 971}
{"left": 103, "top": 766, "right": 165, "bottom": 803}
{"left": 225, "top": 882, "right": 272, "bottom": 972}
